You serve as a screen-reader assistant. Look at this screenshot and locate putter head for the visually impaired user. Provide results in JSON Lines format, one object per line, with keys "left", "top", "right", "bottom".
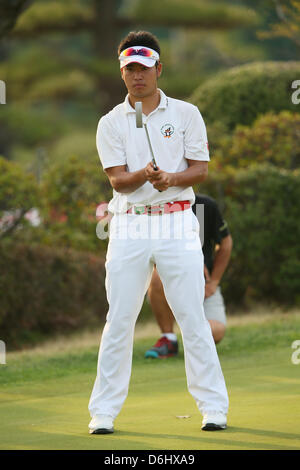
{"left": 135, "top": 101, "right": 143, "bottom": 128}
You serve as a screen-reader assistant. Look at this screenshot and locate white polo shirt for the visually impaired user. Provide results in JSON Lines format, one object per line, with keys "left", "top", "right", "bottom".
{"left": 96, "top": 89, "right": 210, "bottom": 214}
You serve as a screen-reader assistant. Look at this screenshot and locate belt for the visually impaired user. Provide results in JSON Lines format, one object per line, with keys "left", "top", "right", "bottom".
{"left": 127, "top": 200, "right": 191, "bottom": 215}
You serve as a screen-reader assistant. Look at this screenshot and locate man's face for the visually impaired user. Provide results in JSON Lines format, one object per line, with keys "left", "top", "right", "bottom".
{"left": 121, "top": 62, "right": 162, "bottom": 98}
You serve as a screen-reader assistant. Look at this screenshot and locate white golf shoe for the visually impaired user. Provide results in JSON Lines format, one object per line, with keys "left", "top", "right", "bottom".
{"left": 89, "top": 415, "right": 114, "bottom": 434}
{"left": 201, "top": 411, "right": 227, "bottom": 431}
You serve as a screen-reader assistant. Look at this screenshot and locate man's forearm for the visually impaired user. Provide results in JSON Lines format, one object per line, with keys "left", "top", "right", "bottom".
{"left": 107, "top": 161, "right": 208, "bottom": 193}
{"left": 108, "top": 168, "right": 147, "bottom": 193}
{"left": 170, "top": 163, "right": 208, "bottom": 187}
{"left": 210, "top": 236, "right": 233, "bottom": 284}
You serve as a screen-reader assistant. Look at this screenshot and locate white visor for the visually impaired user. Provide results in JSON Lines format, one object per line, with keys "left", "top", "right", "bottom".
{"left": 119, "top": 46, "right": 159, "bottom": 69}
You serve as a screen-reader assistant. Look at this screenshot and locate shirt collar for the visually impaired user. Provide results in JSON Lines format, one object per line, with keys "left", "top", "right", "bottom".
{"left": 124, "top": 89, "right": 168, "bottom": 114}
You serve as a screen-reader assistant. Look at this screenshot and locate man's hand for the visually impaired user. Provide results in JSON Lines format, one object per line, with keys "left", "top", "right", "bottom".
{"left": 204, "top": 264, "right": 210, "bottom": 282}
{"left": 205, "top": 279, "right": 218, "bottom": 299}
{"left": 145, "top": 162, "right": 174, "bottom": 191}
{"left": 204, "top": 264, "right": 218, "bottom": 299}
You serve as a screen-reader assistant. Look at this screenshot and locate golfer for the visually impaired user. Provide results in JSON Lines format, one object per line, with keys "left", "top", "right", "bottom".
{"left": 88, "top": 30, "right": 229, "bottom": 434}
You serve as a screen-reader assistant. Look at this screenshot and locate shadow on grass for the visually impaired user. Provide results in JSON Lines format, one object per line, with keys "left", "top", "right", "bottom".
{"left": 226, "top": 426, "right": 300, "bottom": 442}
{"left": 2, "top": 426, "right": 300, "bottom": 450}
{"left": 112, "top": 427, "right": 300, "bottom": 450}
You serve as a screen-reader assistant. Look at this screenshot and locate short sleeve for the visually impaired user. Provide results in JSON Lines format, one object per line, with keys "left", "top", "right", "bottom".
{"left": 212, "top": 203, "right": 230, "bottom": 244}
{"left": 96, "top": 116, "right": 126, "bottom": 170}
{"left": 184, "top": 105, "right": 210, "bottom": 162}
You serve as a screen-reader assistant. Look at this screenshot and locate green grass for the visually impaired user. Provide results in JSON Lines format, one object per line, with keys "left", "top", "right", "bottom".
{"left": 1, "top": 312, "right": 300, "bottom": 450}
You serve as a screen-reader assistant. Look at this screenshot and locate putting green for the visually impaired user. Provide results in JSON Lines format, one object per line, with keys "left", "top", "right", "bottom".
{"left": 1, "top": 316, "right": 300, "bottom": 450}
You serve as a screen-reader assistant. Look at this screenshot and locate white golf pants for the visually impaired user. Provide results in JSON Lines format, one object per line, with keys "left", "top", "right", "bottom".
{"left": 89, "top": 209, "right": 229, "bottom": 419}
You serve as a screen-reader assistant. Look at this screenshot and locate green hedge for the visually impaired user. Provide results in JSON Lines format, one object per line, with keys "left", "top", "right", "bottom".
{"left": 37, "top": 154, "right": 111, "bottom": 253}
{"left": 213, "top": 111, "right": 300, "bottom": 170}
{"left": 199, "top": 165, "right": 300, "bottom": 305}
{"left": 190, "top": 61, "right": 300, "bottom": 130}
{"left": 0, "top": 156, "right": 39, "bottom": 238}
{"left": 0, "top": 243, "right": 108, "bottom": 349}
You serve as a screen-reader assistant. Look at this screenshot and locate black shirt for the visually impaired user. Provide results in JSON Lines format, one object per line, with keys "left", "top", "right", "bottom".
{"left": 192, "top": 194, "right": 230, "bottom": 273}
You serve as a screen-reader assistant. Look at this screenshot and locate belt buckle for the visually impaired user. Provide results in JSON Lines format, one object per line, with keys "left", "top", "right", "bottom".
{"left": 134, "top": 205, "right": 147, "bottom": 215}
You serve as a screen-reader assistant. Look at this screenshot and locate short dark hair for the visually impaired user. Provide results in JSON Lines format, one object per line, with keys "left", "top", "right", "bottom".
{"left": 118, "top": 30, "right": 161, "bottom": 56}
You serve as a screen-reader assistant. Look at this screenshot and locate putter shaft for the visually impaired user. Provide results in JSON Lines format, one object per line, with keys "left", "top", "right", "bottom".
{"left": 144, "top": 123, "right": 158, "bottom": 170}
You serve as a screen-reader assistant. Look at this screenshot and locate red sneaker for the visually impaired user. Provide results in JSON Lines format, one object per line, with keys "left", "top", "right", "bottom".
{"left": 145, "top": 336, "right": 178, "bottom": 358}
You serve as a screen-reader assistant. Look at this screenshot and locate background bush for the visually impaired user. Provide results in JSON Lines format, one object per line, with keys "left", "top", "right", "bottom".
{"left": 0, "top": 243, "right": 108, "bottom": 349}
{"left": 17, "top": 154, "right": 112, "bottom": 253}
{"left": 191, "top": 61, "right": 300, "bottom": 131}
{"left": 39, "top": 154, "right": 109, "bottom": 253}
{"left": 0, "top": 156, "right": 39, "bottom": 238}
{"left": 211, "top": 111, "right": 300, "bottom": 171}
{"left": 199, "top": 165, "right": 300, "bottom": 305}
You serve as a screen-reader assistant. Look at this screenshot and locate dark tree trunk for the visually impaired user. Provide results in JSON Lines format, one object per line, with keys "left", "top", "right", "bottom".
{"left": 92, "top": 0, "right": 127, "bottom": 114}
{"left": 0, "top": 0, "right": 32, "bottom": 39}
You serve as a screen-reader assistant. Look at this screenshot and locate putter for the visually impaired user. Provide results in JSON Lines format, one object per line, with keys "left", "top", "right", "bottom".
{"left": 135, "top": 101, "right": 158, "bottom": 171}
{"left": 135, "top": 101, "right": 162, "bottom": 192}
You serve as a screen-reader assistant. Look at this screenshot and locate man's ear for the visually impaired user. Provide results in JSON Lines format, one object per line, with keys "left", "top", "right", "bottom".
{"left": 156, "top": 62, "right": 162, "bottom": 78}
{"left": 120, "top": 67, "right": 125, "bottom": 81}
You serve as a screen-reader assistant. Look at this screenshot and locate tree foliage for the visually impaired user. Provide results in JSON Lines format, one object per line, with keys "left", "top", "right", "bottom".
{"left": 199, "top": 165, "right": 300, "bottom": 305}
{"left": 0, "top": 0, "right": 31, "bottom": 39}
{"left": 37, "top": 155, "right": 111, "bottom": 253}
{"left": 215, "top": 111, "right": 300, "bottom": 170}
{"left": 0, "top": 156, "right": 39, "bottom": 238}
{"left": 0, "top": 242, "right": 107, "bottom": 348}
{"left": 191, "top": 61, "right": 300, "bottom": 131}
{"left": 119, "top": 0, "right": 258, "bottom": 29}
{"left": 5, "top": 0, "right": 259, "bottom": 113}
{"left": 257, "top": 0, "right": 300, "bottom": 51}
